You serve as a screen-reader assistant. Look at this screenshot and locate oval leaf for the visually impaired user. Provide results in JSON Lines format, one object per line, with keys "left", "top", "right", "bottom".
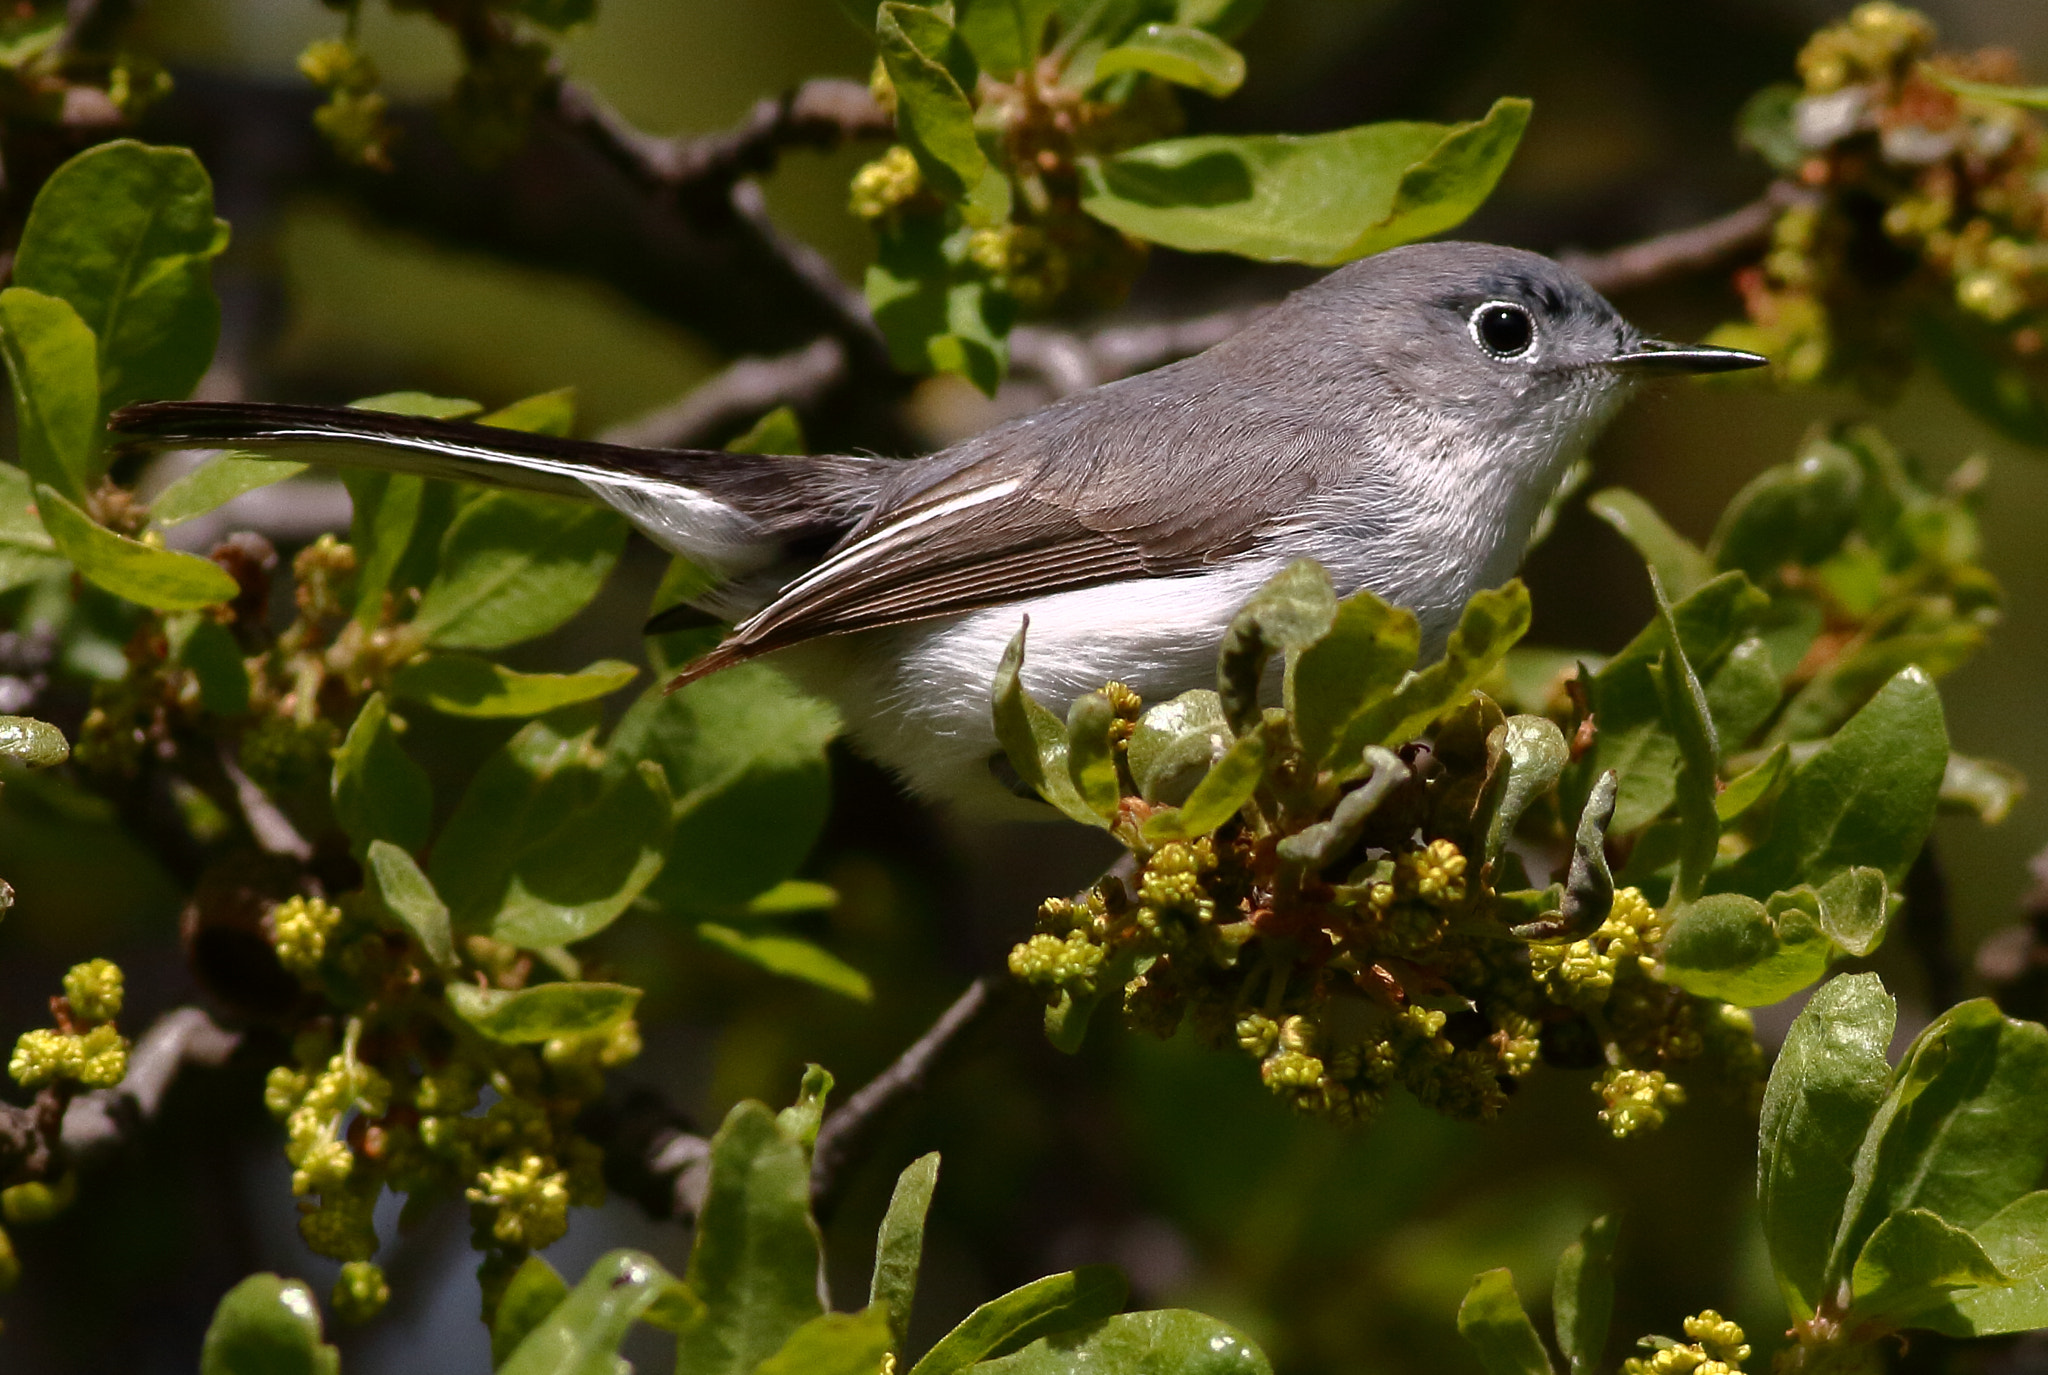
{"left": 0, "top": 715, "right": 69, "bottom": 768}
{"left": 0, "top": 288, "right": 100, "bottom": 499}
{"left": 446, "top": 981, "right": 642, "bottom": 1043}
{"left": 1094, "top": 24, "right": 1245, "bottom": 95}
{"left": 910, "top": 1266, "right": 1130, "bottom": 1375}
{"left": 1662, "top": 890, "right": 1832, "bottom": 1007}
{"left": 499, "top": 1250, "right": 683, "bottom": 1375}
{"left": 389, "top": 654, "right": 639, "bottom": 718}
{"left": 1455, "top": 1269, "right": 1552, "bottom": 1375}
{"left": 151, "top": 455, "right": 309, "bottom": 527}
{"left": 36, "top": 482, "right": 238, "bottom": 610}
{"left": 976, "top": 1310, "right": 1270, "bottom": 1375}
{"left": 412, "top": 491, "right": 627, "bottom": 650}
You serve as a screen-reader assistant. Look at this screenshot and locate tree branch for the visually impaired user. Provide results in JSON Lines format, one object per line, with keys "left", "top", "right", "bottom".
{"left": 1008, "top": 304, "right": 1272, "bottom": 398}
{"left": 600, "top": 336, "right": 848, "bottom": 449}
{"left": 1559, "top": 181, "right": 1809, "bottom": 296}
{"left": 810, "top": 974, "right": 1009, "bottom": 1217}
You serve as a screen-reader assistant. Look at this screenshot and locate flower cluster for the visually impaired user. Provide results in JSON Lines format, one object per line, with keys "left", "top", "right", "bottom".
{"left": 7, "top": 960, "right": 129, "bottom": 1092}
{"left": 1622, "top": 1311, "right": 1752, "bottom": 1375}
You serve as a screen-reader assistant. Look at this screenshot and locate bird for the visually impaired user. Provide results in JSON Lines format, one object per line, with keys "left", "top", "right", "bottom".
{"left": 110, "top": 242, "right": 1765, "bottom": 812}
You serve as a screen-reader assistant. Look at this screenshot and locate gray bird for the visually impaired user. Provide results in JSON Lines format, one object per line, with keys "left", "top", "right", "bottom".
{"left": 111, "top": 242, "right": 1763, "bottom": 811}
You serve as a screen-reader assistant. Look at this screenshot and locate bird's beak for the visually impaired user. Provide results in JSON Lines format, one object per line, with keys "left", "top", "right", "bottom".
{"left": 1607, "top": 339, "right": 1769, "bottom": 374}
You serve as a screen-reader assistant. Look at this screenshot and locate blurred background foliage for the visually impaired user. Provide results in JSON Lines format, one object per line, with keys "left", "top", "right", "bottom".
{"left": 4, "top": 1, "right": 2048, "bottom": 1372}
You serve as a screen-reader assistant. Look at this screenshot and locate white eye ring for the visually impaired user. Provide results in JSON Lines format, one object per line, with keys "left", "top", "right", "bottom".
{"left": 1469, "top": 300, "right": 1538, "bottom": 360}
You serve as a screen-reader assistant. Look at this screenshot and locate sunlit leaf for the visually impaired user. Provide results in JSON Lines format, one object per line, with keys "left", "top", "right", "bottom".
{"left": 490, "top": 1255, "right": 569, "bottom": 1370}
{"left": 1141, "top": 727, "right": 1267, "bottom": 843}
{"left": 1, "top": 289, "right": 101, "bottom": 500}
{"left": 1848, "top": 1208, "right": 2006, "bottom": 1325}
{"left": 1588, "top": 489, "right": 1710, "bottom": 601}
{"left": 151, "top": 456, "right": 309, "bottom": 527}
{"left": 974, "top": 1310, "right": 1272, "bottom": 1375}
{"left": 909, "top": 1266, "right": 1129, "bottom": 1375}
{"left": 756, "top": 1308, "right": 897, "bottom": 1375}
{"left": 993, "top": 620, "right": 1107, "bottom": 827}
{"left": 1288, "top": 585, "right": 1418, "bottom": 772}
{"left": 1126, "top": 690, "right": 1232, "bottom": 805}
{"left": 872, "top": 1153, "right": 941, "bottom": 1347}
{"left": 1920, "top": 1192, "right": 2048, "bottom": 1337}
{"left": 364, "top": 839, "right": 456, "bottom": 972}
{"left": 446, "top": 981, "right": 641, "bottom": 1043}
{"left": 498, "top": 1250, "right": 684, "bottom": 1375}
{"left": 1095, "top": 24, "right": 1245, "bottom": 95}
{"left": 199, "top": 1274, "right": 339, "bottom": 1375}
{"left": 694, "top": 924, "right": 873, "bottom": 1001}
{"left": 412, "top": 492, "right": 627, "bottom": 650}
{"left": 389, "top": 655, "right": 639, "bottom": 718}
{"left": 1662, "top": 889, "right": 1832, "bottom": 1007}
{"left": 0, "top": 716, "right": 68, "bottom": 768}
{"left": 36, "top": 483, "right": 238, "bottom": 611}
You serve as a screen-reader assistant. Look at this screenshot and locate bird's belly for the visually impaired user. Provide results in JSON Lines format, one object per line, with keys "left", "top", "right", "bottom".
{"left": 772, "top": 559, "right": 1288, "bottom": 814}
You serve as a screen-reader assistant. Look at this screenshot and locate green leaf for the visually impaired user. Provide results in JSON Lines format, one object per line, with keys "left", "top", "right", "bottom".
{"left": 351, "top": 392, "right": 484, "bottom": 421}
{"left": 974, "top": 1310, "right": 1272, "bottom": 1375}
{"left": 1174, "top": 0, "right": 1266, "bottom": 39}
{"left": 364, "top": 839, "right": 456, "bottom": 972}
{"left": 167, "top": 612, "right": 251, "bottom": 716}
{"left": 498, "top": 1250, "right": 683, "bottom": 1375}
{"left": 1341, "top": 580, "right": 1531, "bottom": 763}
{"left": 1588, "top": 489, "right": 1710, "bottom": 600}
{"left": 695, "top": 924, "right": 873, "bottom": 1001}
{"left": 1, "top": 289, "right": 102, "bottom": 500}
{"left": 199, "top": 1275, "right": 339, "bottom": 1375}
{"left": 1079, "top": 98, "right": 1529, "bottom": 265}
{"left": 1483, "top": 717, "right": 1568, "bottom": 867}
{"left": 339, "top": 394, "right": 481, "bottom": 625}
{"left": 1769, "top": 622, "right": 1982, "bottom": 747}
{"left": 435, "top": 713, "right": 603, "bottom": 922}
{"left": 615, "top": 667, "right": 840, "bottom": 911}
{"left": 1708, "top": 438, "right": 1863, "bottom": 580}
{"left": 1737, "top": 83, "right": 1805, "bottom": 172}
{"left": 1095, "top": 24, "right": 1245, "bottom": 95}
{"left": 480, "top": 386, "right": 576, "bottom": 436}
{"left": 1920, "top": 1192, "right": 2048, "bottom": 1337}
{"left": 36, "top": 483, "right": 238, "bottom": 610}
{"left": 0, "top": 462, "right": 54, "bottom": 551}
{"left": 1716, "top": 743, "right": 1788, "bottom": 824}
{"left": 150, "top": 456, "right": 308, "bottom": 527}
{"left": 1140, "top": 728, "right": 1267, "bottom": 842}
{"left": 1661, "top": 889, "right": 1832, "bottom": 1006}
{"left": 0, "top": 545, "right": 65, "bottom": 594}
{"left": 955, "top": 0, "right": 1057, "bottom": 77}
{"left": 1914, "top": 307, "right": 2048, "bottom": 447}
{"left": 13, "top": 140, "right": 228, "bottom": 415}
{"left": 1288, "top": 586, "right": 1419, "bottom": 772}
{"left": 726, "top": 404, "right": 806, "bottom": 456}
{"left": 1514, "top": 769, "right": 1616, "bottom": 942}
{"left": 1717, "top": 667, "right": 1947, "bottom": 897}
{"left": 1941, "top": 752, "right": 2026, "bottom": 824}
{"left": 1703, "top": 637, "right": 1781, "bottom": 750}
{"left": 909, "top": 1266, "right": 1129, "bottom": 1375}
{"left": 491, "top": 1255, "right": 569, "bottom": 1369}
{"left": 1848, "top": 1208, "right": 2007, "bottom": 1325}
{"left": 1126, "top": 690, "right": 1232, "bottom": 805}
{"left": 1930, "top": 72, "right": 2048, "bottom": 109}
{"left": 867, "top": 214, "right": 1012, "bottom": 396}
{"left": 675, "top": 1100, "right": 825, "bottom": 1375}
{"left": 330, "top": 693, "right": 432, "bottom": 857}
{"left": 412, "top": 491, "right": 627, "bottom": 650}
{"left": 776, "top": 1063, "right": 835, "bottom": 1149}
{"left": 993, "top": 620, "right": 1108, "bottom": 827}
{"left": 872, "top": 1152, "right": 941, "bottom": 1347}
{"left": 756, "top": 1308, "right": 897, "bottom": 1375}
{"left": 1649, "top": 572, "right": 1720, "bottom": 903}
{"left": 1552, "top": 1217, "right": 1616, "bottom": 1375}
{"left": 1065, "top": 691, "right": 1123, "bottom": 820}
{"left": 446, "top": 981, "right": 642, "bottom": 1043}
{"left": 1815, "top": 866, "right": 1888, "bottom": 958}
{"left": 389, "top": 654, "right": 638, "bottom": 718}
{"left": 1455, "top": 1269, "right": 1554, "bottom": 1375}
{"left": 1277, "top": 746, "right": 1408, "bottom": 870}
{"left": 0, "top": 715, "right": 69, "bottom": 768}
{"left": 745, "top": 880, "right": 840, "bottom": 916}
{"left": 878, "top": 3, "right": 990, "bottom": 202}
{"left": 490, "top": 759, "right": 672, "bottom": 949}
{"left": 1218, "top": 560, "right": 1336, "bottom": 735}
{"left": 1759, "top": 973, "right": 1896, "bottom": 1322}
{"left": 1828, "top": 999, "right": 2048, "bottom": 1296}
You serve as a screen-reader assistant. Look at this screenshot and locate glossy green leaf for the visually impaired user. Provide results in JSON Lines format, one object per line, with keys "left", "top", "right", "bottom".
{"left": 1759, "top": 973, "right": 1896, "bottom": 1321}
{"left": 617, "top": 667, "right": 839, "bottom": 912}
{"left": 1095, "top": 24, "right": 1245, "bottom": 95}
{"left": 867, "top": 214, "right": 1012, "bottom": 396}
{"left": 2, "top": 289, "right": 101, "bottom": 499}
{"left": 757, "top": 1307, "right": 897, "bottom": 1375}
{"left": 1127, "top": 690, "right": 1232, "bottom": 805}
{"left": 1920, "top": 1192, "right": 2048, "bottom": 1337}
{"left": 993, "top": 621, "right": 1108, "bottom": 827}
{"left": 1288, "top": 586, "right": 1419, "bottom": 772}
{"left": 364, "top": 839, "right": 456, "bottom": 972}
{"left": 873, "top": 1152, "right": 941, "bottom": 1347}
{"left": 1718, "top": 667, "right": 1947, "bottom": 897}
{"left": 1717, "top": 744, "right": 1789, "bottom": 824}
{"left": 492, "top": 759, "right": 671, "bottom": 949}
{"left": 1342, "top": 580, "right": 1531, "bottom": 763}
{"left": 13, "top": 140, "right": 228, "bottom": 415}
{"left": 498, "top": 1249, "right": 683, "bottom": 1375}
{"left": 446, "top": 981, "right": 642, "bottom": 1043}
{"left": 675, "top": 1100, "right": 825, "bottom": 1375}
{"left": 909, "top": 1266, "right": 1129, "bottom": 1375}
{"left": 1828, "top": 1000, "right": 2048, "bottom": 1296}
{"left": 694, "top": 924, "right": 873, "bottom": 1001}
{"left": 1588, "top": 489, "right": 1710, "bottom": 600}
{"left": 491, "top": 1255, "right": 569, "bottom": 1369}
{"left": 1483, "top": 717, "right": 1568, "bottom": 866}
{"left": 36, "top": 483, "right": 238, "bottom": 610}
{"left": 0, "top": 715, "right": 69, "bottom": 768}
{"left": 390, "top": 654, "right": 638, "bottom": 718}
{"left": 1941, "top": 752, "right": 2026, "bottom": 824}
{"left": 1553, "top": 1216, "right": 1616, "bottom": 1375}
{"left": 1709, "top": 439, "right": 1863, "bottom": 581}
{"left": 1703, "top": 637, "right": 1780, "bottom": 750}
{"left": 200, "top": 1274, "right": 339, "bottom": 1375}
{"left": 1079, "top": 98, "right": 1529, "bottom": 265}
{"left": 955, "top": 0, "right": 1057, "bottom": 76}
{"left": 975, "top": 1310, "right": 1272, "bottom": 1375}
{"left": 1662, "top": 889, "right": 1833, "bottom": 1007}
{"left": 1066, "top": 691, "right": 1122, "bottom": 820}
{"left": 151, "top": 456, "right": 308, "bottom": 527}
{"left": 412, "top": 491, "right": 626, "bottom": 650}
{"left": 1769, "top": 622, "right": 1982, "bottom": 747}
{"left": 1455, "top": 1269, "right": 1553, "bottom": 1375}
{"left": 878, "top": 2, "right": 989, "bottom": 201}
{"left": 167, "top": 612, "right": 251, "bottom": 716}
{"left": 331, "top": 693, "right": 432, "bottom": 857}
{"left": 1140, "top": 728, "right": 1266, "bottom": 842}
{"left": 1848, "top": 1208, "right": 2006, "bottom": 1325}
{"left": 1815, "top": 866, "right": 1888, "bottom": 958}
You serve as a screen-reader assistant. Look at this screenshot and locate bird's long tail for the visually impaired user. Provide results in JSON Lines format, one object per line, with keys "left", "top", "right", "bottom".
{"left": 109, "top": 400, "right": 885, "bottom": 607}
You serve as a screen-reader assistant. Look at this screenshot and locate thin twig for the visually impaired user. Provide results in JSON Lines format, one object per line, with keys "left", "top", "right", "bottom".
{"left": 219, "top": 743, "right": 314, "bottom": 862}
{"left": 1559, "top": 181, "right": 1810, "bottom": 296}
{"left": 1008, "top": 303, "right": 1272, "bottom": 397}
{"left": 810, "top": 974, "right": 1008, "bottom": 1216}
{"left": 600, "top": 337, "right": 848, "bottom": 449}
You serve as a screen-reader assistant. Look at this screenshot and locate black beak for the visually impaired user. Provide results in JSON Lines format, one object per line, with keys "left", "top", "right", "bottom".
{"left": 1608, "top": 339, "right": 1769, "bottom": 374}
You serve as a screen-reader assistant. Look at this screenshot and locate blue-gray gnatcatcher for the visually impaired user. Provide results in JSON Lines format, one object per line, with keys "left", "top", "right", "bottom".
{"left": 113, "top": 243, "right": 1763, "bottom": 811}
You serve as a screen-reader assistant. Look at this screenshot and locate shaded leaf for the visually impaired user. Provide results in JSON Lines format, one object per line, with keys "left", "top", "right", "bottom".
{"left": 872, "top": 1153, "right": 941, "bottom": 1347}
{"left": 1, "top": 289, "right": 101, "bottom": 499}
{"left": 993, "top": 620, "right": 1107, "bottom": 827}
{"left": 446, "top": 981, "right": 641, "bottom": 1043}
{"left": 1650, "top": 570, "right": 1720, "bottom": 903}
{"left": 1140, "top": 728, "right": 1267, "bottom": 843}
{"left": 909, "top": 1266, "right": 1129, "bottom": 1375}
{"left": 1716, "top": 744, "right": 1789, "bottom": 824}
{"left": 675, "top": 1100, "right": 825, "bottom": 1375}
{"left": 1277, "top": 746, "right": 1407, "bottom": 870}
{"left": 1849, "top": 1208, "right": 2006, "bottom": 1325}
{"left": 389, "top": 654, "right": 638, "bottom": 718}
{"left": 1095, "top": 24, "right": 1245, "bottom": 95}
{"left": 1920, "top": 1192, "right": 2048, "bottom": 1337}
{"left": 479, "top": 386, "right": 576, "bottom": 436}
{"left": 1588, "top": 489, "right": 1710, "bottom": 600}
{"left": 1703, "top": 637, "right": 1781, "bottom": 752}
{"left": 330, "top": 693, "right": 431, "bottom": 857}
{"left": 498, "top": 1250, "right": 682, "bottom": 1375}
{"left": 1815, "top": 866, "right": 1888, "bottom": 958}
{"left": 1553, "top": 1216, "right": 1616, "bottom": 1375}
{"left": 1455, "top": 1269, "right": 1554, "bottom": 1375}
{"left": 867, "top": 213, "right": 1012, "bottom": 395}
{"left": 1942, "top": 753, "right": 2026, "bottom": 825}
{"left": 756, "top": 1308, "right": 896, "bottom": 1375}
{"left": 776, "top": 1063, "right": 834, "bottom": 1150}
{"left": 1913, "top": 308, "right": 2048, "bottom": 448}
{"left": 1288, "top": 586, "right": 1418, "bottom": 772}
{"left": 150, "top": 455, "right": 307, "bottom": 527}
{"left": 412, "top": 491, "right": 626, "bottom": 650}
{"left": 1080, "top": 98, "right": 1529, "bottom": 265}
{"left": 975, "top": 1310, "right": 1272, "bottom": 1375}
{"left": 1065, "top": 691, "right": 1122, "bottom": 820}
{"left": 1662, "top": 889, "right": 1832, "bottom": 1007}
{"left": 488, "top": 760, "right": 672, "bottom": 949}
{"left": 168, "top": 612, "right": 251, "bottom": 716}
{"left": 956, "top": 0, "right": 1057, "bottom": 76}
{"left": 877, "top": 3, "right": 991, "bottom": 202}
{"left": 694, "top": 924, "right": 873, "bottom": 1001}
{"left": 491, "top": 1255, "right": 569, "bottom": 1369}
{"left": 364, "top": 840, "right": 456, "bottom": 972}
{"left": 1709, "top": 438, "right": 1862, "bottom": 581}
{"left": 1127, "top": 690, "right": 1231, "bottom": 805}
{"left": 0, "top": 462, "right": 54, "bottom": 550}
{"left": 199, "top": 1274, "right": 339, "bottom": 1375}
{"left": 726, "top": 404, "right": 806, "bottom": 456}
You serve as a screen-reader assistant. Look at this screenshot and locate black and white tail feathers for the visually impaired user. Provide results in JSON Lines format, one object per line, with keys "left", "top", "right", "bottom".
{"left": 110, "top": 399, "right": 888, "bottom": 626}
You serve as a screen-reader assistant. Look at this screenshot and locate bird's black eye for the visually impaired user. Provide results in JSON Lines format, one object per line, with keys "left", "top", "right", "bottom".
{"left": 1471, "top": 302, "right": 1536, "bottom": 360}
